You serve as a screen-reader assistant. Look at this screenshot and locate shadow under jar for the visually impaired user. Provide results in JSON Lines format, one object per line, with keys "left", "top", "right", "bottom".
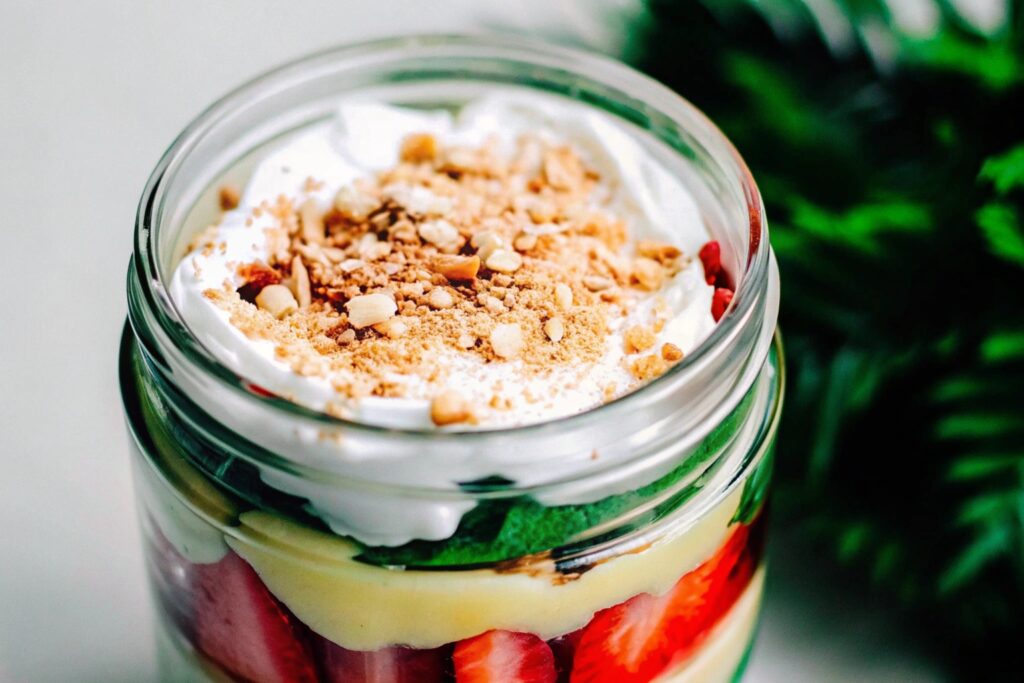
{"left": 120, "top": 35, "right": 783, "bottom": 683}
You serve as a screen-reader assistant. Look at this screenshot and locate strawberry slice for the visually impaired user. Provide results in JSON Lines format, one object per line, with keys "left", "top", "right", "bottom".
{"left": 315, "top": 636, "right": 450, "bottom": 682}
{"left": 454, "top": 630, "right": 557, "bottom": 683}
{"left": 193, "top": 551, "right": 318, "bottom": 683}
{"left": 569, "top": 521, "right": 761, "bottom": 683}
{"left": 698, "top": 241, "right": 722, "bottom": 286}
{"left": 711, "top": 288, "right": 734, "bottom": 322}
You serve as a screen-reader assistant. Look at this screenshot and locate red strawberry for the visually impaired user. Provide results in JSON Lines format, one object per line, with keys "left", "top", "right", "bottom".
{"left": 454, "top": 630, "right": 557, "bottom": 683}
{"left": 711, "top": 288, "right": 733, "bottom": 322}
{"left": 698, "top": 241, "right": 722, "bottom": 285}
{"left": 315, "top": 636, "right": 450, "bottom": 682}
{"left": 569, "top": 523, "right": 759, "bottom": 683}
{"left": 193, "top": 551, "right": 318, "bottom": 683}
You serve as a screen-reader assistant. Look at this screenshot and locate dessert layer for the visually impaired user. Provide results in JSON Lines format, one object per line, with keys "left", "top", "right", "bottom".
{"left": 224, "top": 484, "right": 744, "bottom": 651}
{"left": 170, "top": 94, "right": 716, "bottom": 431}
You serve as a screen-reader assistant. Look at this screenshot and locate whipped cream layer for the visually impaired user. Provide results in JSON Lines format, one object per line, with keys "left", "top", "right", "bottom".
{"left": 167, "top": 93, "right": 720, "bottom": 545}
{"left": 170, "top": 95, "right": 715, "bottom": 430}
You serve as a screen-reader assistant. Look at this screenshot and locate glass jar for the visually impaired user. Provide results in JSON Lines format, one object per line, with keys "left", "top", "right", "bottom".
{"left": 121, "top": 35, "right": 782, "bottom": 683}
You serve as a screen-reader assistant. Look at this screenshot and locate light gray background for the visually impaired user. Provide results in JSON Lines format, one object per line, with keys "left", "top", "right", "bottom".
{"left": 0, "top": 1, "right": 944, "bottom": 681}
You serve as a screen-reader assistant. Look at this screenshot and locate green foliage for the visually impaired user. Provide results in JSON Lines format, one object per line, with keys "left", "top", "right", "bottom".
{"left": 634, "top": 1, "right": 1024, "bottom": 677}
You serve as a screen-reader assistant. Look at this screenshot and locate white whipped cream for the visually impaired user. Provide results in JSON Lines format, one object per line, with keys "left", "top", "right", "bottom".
{"left": 168, "top": 93, "right": 718, "bottom": 545}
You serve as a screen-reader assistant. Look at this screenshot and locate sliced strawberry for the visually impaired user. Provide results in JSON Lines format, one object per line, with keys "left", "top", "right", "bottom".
{"left": 454, "top": 630, "right": 557, "bottom": 683}
{"left": 315, "top": 636, "right": 450, "bottom": 682}
{"left": 711, "top": 287, "right": 733, "bottom": 322}
{"left": 698, "top": 241, "right": 722, "bottom": 285}
{"left": 193, "top": 550, "right": 318, "bottom": 683}
{"left": 569, "top": 521, "right": 761, "bottom": 683}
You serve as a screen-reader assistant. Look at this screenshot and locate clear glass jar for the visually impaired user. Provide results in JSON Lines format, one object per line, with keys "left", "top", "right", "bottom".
{"left": 121, "top": 35, "right": 782, "bottom": 683}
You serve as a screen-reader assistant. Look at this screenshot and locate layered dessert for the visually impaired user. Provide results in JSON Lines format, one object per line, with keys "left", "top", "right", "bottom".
{"left": 129, "top": 93, "right": 771, "bottom": 683}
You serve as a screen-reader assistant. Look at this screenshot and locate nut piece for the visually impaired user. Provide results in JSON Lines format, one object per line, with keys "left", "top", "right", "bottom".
{"left": 637, "top": 240, "right": 682, "bottom": 264}
{"left": 335, "top": 185, "right": 379, "bottom": 220}
{"left": 345, "top": 293, "right": 397, "bottom": 329}
{"left": 418, "top": 219, "right": 461, "bottom": 249}
{"left": 662, "top": 343, "right": 684, "bottom": 362}
{"left": 299, "top": 199, "right": 325, "bottom": 244}
{"left": 485, "top": 248, "right": 523, "bottom": 274}
{"left": 490, "top": 323, "right": 523, "bottom": 359}
{"left": 582, "top": 275, "right": 614, "bottom": 292}
{"left": 291, "top": 256, "right": 311, "bottom": 308}
{"left": 554, "top": 283, "right": 573, "bottom": 310}
{"left": 373, "top": 317, "right": 409, "bottom": 339}
{"left": 430, "top": 254, "right": 480, "bottom": 281}
{"left": 428, "top": 287, "right": 454, "bottom": 309}
{"left": 218, "top": 184, "right": 240, "bottom": 211}
{"left": 255, "top": 284, "right": 298, "bottom": 319}
{"left": 632, "top": 257, "right": 665, "bottom": 291}
{"left": 400, "top": 133, "right": 440, "bottom": 163}
{"left": 624, "top": 325, "right": 657, "bottom": 354}
{"left": 430, "top": 390, "right": 472, "bottom": 426}
{"left": 471, "top": 231, "right": 505, "bottom": 262}
{"left": 544, "top": 317, "right": 565, "bottom": 342}
{"left": 513, "top": 232, "right": 538, "bottom": 252}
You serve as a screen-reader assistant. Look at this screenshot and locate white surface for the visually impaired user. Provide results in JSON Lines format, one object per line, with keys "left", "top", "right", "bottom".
{"left": 0, "top": 1, "right": 944, "bottom": 681}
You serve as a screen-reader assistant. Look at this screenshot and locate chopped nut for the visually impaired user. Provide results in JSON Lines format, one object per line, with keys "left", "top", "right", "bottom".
{"left": 544, "top": 317, "right": 565, "bottom": 342}
{"left": 486, "top": 248, "right": 523, "bottom": 274}
{"left": 662, "top": 343, "right": 684, "bottom": 362}
{"left": 471, "top": 231, "right": 505, "bottom": 262}
{"left": 624, "top": 325, "right": 657, "bottom": 354}
{"left": 339, "top": 258, "right": 366, "bottom": 273}
{"left": 400, "top": 133, "right": 440, "bottom": 163}
{"left": 513, "top": 232, "right": 538, "bottom": 252}
{"left": 218, "top": 184, "right": 240, "bottom": 211}
{"left": 345, "top": 293, "right": 397, "bottom": 329}
{"left": 418, "top": 219, "right": 461, "bottom": 249}
{"left": 291, "top": 256, "right": 311, "bottom": 308}
{"left": 554, "top": 283, "right": 573, "bottom": 310}
{"left": 583, "top": 275, "right": 614, "bottom": 291}
{"left": 543, "top": 147, "right": 583, "bottom": 190}
{"left": 428, "top": 288, "right": 454, "bottom": 309}
{"left": 335, "top": 185, "right": 379, "bottom": 220}
{"left": 430, "top": 390, "right": 472, "bottom": 426}
{"left": 373, "top": 317, "right": 409, "bottom": 339}
{"left": 637, "top": 240, "right": 682, "bottom": 264}
{"left": 457, "top": 333, "right": 476, "bottom": 349}
{"left": 255, "top": 284, "right": 298, "bottom": 319}
{"left": 632, "top": 257, "right": 665, "bottom": 291}
{"left": 358, "top": 233, "right": 392, "bottom": 261}
{"left": 490, "top": 323, "right": 523, "bottom": 359}
{"left": 483, "top": 295, "right": 505, "bottom": 315}
{"left": 336, "top": 328, "right": 356, "bottom": 345}
{"left": 430, "top": 255, "right": 480, "bottom": 281}
{"left": 630, "top": 353, "right": 668, "bottom": 381}
{"left": 299, "top": 199, "right": 325, "bottom": 244}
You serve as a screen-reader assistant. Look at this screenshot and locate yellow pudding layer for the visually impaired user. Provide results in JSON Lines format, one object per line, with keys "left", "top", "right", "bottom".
{"left": 225, "top": 485, "right": 744, "bottom": 651}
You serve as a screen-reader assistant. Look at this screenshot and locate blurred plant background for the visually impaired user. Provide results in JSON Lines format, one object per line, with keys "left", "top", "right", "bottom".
{"left": 627, "top": 0, "right": 1023, "bottom": 678}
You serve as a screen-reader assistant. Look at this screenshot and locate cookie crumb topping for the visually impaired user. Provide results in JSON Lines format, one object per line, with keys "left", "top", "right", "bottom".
{"left": 199, "top": 133, "right": 701, "bottom": 415}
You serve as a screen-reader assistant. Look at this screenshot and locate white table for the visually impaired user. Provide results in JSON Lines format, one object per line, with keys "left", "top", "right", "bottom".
{"left": 0, "top": 1, "right": 944, "bottom": 680}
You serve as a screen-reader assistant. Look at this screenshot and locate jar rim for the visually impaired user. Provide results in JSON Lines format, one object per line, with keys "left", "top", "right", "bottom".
{"left": 129, "top": 33, "right": 773, "bottom": 447}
